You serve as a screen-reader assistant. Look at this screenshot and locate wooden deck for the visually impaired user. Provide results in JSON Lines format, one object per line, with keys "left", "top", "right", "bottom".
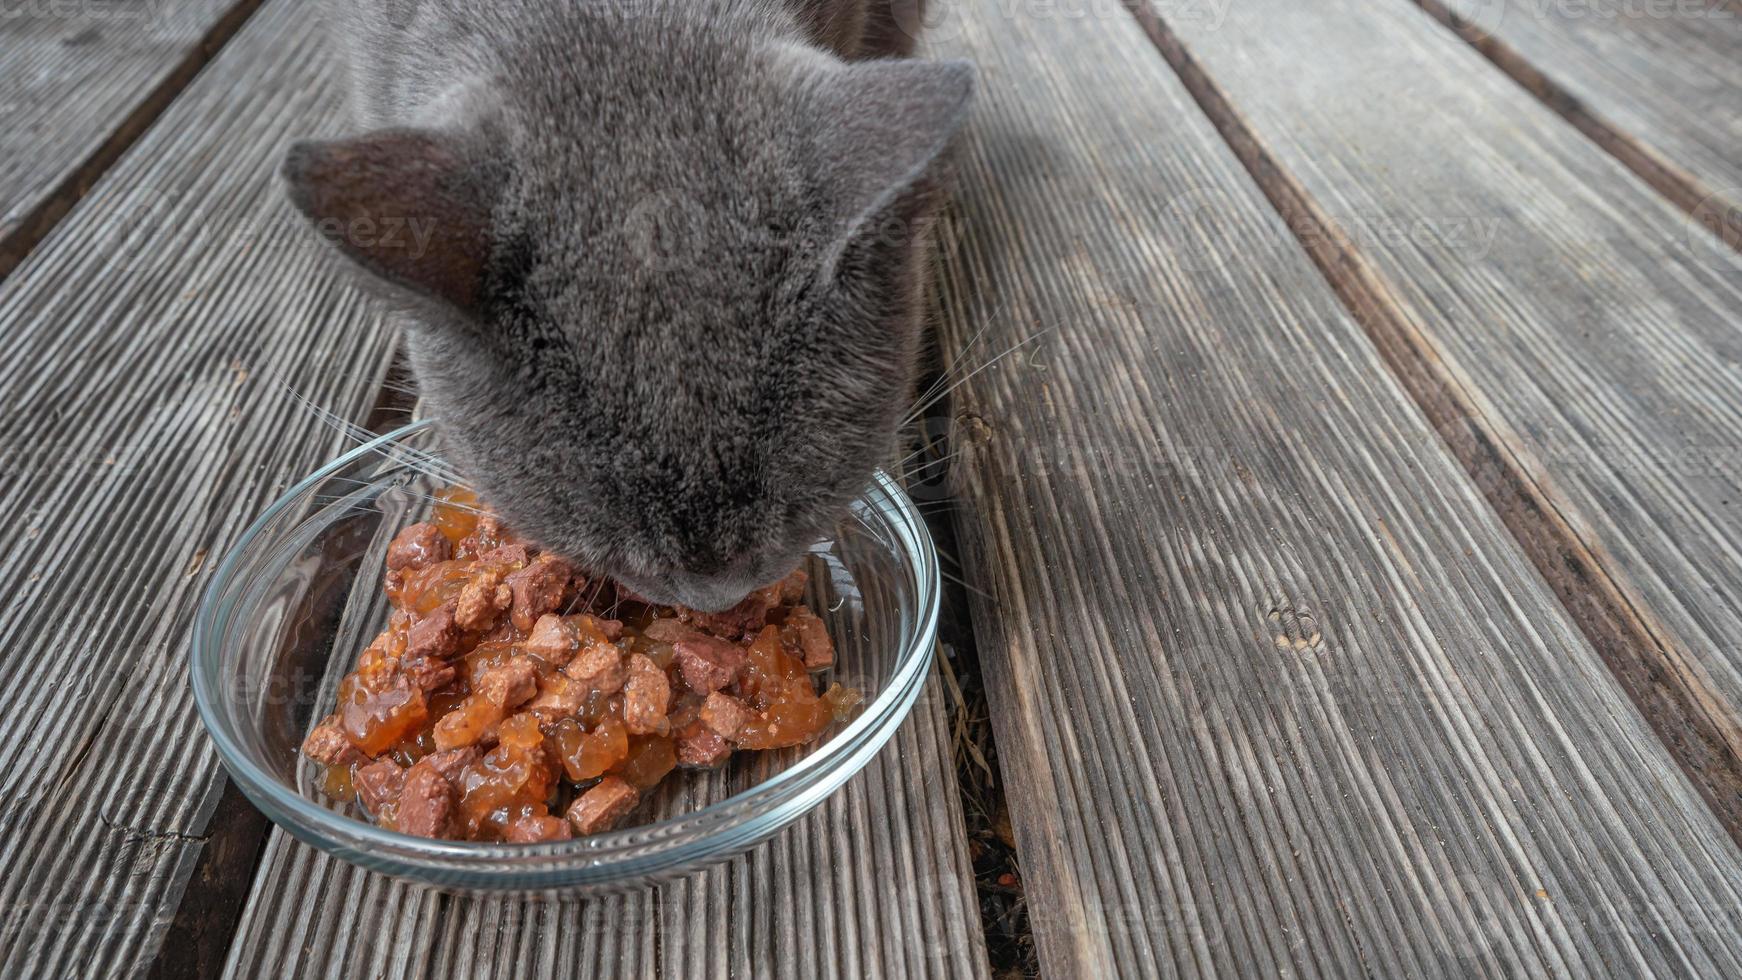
{"left": 1, "top": 0, "right": 1739, "bottom": 976}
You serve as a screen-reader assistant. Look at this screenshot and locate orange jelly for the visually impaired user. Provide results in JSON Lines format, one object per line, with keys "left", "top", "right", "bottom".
{"left": 301, "top": 499, "right": 860, "bottom": 843}
{"left": 429, "top": 486, "right": 481, "bottom": 544}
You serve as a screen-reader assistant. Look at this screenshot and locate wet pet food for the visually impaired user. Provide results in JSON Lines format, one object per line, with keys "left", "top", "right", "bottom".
{"left": 302, "top": 489, "right": 861, "bottom": 843}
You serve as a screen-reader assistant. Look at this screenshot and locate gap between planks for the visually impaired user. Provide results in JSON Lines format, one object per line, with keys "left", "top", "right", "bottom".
{"left": 147, "top": 343, "right": 413, "bottom": 980}
{"left": 1119, "top": 0, "right": 1742, "bottom": 848}
{"left": 0, "top": 0, "right": 267, "bottom": 281}
{"left": 1410, "top": 0, "right": 1742, "bottom": 251}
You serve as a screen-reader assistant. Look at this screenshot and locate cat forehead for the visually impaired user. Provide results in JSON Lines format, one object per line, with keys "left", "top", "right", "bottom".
{"left": 504, "top": 15, "right": 805, "bottom": 123}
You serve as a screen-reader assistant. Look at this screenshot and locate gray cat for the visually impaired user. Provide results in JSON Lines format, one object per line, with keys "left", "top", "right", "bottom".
{"left": 283, "top": 0, "right": 972, "bottom": 610}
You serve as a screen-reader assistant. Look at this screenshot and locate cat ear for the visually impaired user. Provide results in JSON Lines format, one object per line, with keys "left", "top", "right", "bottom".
{"left": 281, "top": 129, "right": 497, "bottom": 311}
{"left": 812, "top": 58, "right": 975, "bottom": 272}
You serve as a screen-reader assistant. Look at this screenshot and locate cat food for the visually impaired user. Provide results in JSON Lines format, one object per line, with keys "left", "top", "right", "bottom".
{"left": 303, "top": 488, "right": 862, "bottom": 843}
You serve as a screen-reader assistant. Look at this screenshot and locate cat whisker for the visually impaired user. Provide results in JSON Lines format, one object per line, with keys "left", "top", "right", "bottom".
{"left": 900, "top": 327, "right": 1051, "bottom": 428}
{"left": 593, "top": 577, "right": 615, "bottom": 614}
{"left": 898, "top": 431, "right": 954, "bottom": 473}
{"left": 911, "top": 498, "right": 958, "bottom": 512}
{"left": 317, "top": 478, "right": 491, "bottom": 519}
{"left": 375, "top": 376, "right": 423, "bottom": 397}
{"left": 938, "top": 567, "right": 994, "bottom": 602}
{"left": 897, "top": 446, "right": 968, "bottom": 476}
{"left": 355, "top": 426, "right": 469, "bottom": 485}
{"left": 907, "top": 297, "right": 1009, "bottom": 409}
{"left": 272, "top": 375, "right": 465, "bottom": 485}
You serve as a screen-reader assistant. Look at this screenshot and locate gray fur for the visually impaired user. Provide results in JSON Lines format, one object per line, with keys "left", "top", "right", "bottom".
{"left": 283, "top": 0, "right": 971, "bottom": 610}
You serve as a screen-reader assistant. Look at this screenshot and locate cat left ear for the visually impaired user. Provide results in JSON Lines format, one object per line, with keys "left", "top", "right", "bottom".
{"left": 811, "top": 58, "right": 975, "bottom": 272}
{"left": 281, "top": 129, "right": 498, "bottom": 312}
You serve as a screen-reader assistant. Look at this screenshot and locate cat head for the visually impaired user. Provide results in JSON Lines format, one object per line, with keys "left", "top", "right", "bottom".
{"left": 282, "top": 26, "right": 972, "bottom": 610}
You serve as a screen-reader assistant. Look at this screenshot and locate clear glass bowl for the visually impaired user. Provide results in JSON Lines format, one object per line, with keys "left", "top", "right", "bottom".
{"left": 191, "top": 420, "right": 939, "bottom": 893}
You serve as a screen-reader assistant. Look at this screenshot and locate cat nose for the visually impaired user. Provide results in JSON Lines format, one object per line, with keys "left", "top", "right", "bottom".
{"left": 663, "top": 569, "right": 755, "bottom": 613}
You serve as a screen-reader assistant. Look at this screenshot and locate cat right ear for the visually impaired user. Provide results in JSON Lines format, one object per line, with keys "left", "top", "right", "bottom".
{"left": 809, "top": 58, "right": 975, "bottom": 276}
{"left": 281, "top": 129, "right": 497, "bottom": 312}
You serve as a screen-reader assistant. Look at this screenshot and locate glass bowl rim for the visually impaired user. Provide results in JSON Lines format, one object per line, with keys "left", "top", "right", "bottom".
{"left": 190, "top": 419, "right": 941, "bottom": 871}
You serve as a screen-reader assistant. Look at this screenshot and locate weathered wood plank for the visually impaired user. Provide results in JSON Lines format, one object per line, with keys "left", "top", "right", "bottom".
{"left": 193, "top": 6, "right": 988, "bottom": 979}
{"left": 933, "top": 0, "right": 1742, "bottom": 975}
{"left": 222, "top": 670, "right": 985, "bottom": 980}
{"left": 217, "top": 449, "right": 986, "bottom": 977}
{"left": 1416, "top": 0, "right": 1742, "bottom": 219}
{"left": 0, "top": 0, "right": 263, "bottom": 277}
{"left": 1133, "top": 0, "right": 1742, "bottom": 835}
{"left": 0, "top": 1, "right": 402, "bottom": 975}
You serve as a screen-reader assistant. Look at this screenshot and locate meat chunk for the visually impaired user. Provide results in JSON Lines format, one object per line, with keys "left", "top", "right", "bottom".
{"left": 504, "top": 555, "right": 572, "bottom": 631}
{"left": 562, "top": 643, "right": 626, "bottom": 696}
{"left": 680, "top": 591, "right": 773, "bottom": 640}
{"left": 505, "top": 813, "right": 574, "bottom": 843}
{"left": 612, "top": 582, "right": 659, "bottom": 606}
{"left": 565, "top": 777, "right": 639, "bottom": 835}
{"left": 525, "top": 673, "right": 588, "bottom": 724}
{"left": 456, "top": 514, "right": 508, "bottom": 559}
{"left": 403, "top": 658, "right": 457, "bottom": 694}
{"left": 405, "top": 603, "right": 463, "bottom": 662}
{"left": 454, "top": 566, "right": 512, "bottom": 631}
{"left": 313, "top": 499, "right": 866, "bottom": 844}
{"left": 302, "top": 717, "right": 363, "bottom": 766}
{"left": 386, "top": 522, "right": 450, "bottom": 572}
{"left": 354, "top": 758, "right": 406, "bottom": 816}
{"left": 395, "top": 760, "right": 458, "bottom": 839}
{"left": 526, "top": 614, "right": 626, "bottom": 666}
{"left": 478, "top": 656, "right": 540, "bottom": 709}
{"left": 783, "top": 604, "right": 835, "bottom": 670}
{"left": 672, "top": 635, "right": 747, "bottom": 695}
{"left": 476, "top": 543, "right": 529, "bottom": 567}
{"left": 742, "top": 570, "right": 805, "bottom": 614}
{"left": 432, "top": 694, "right": 506, "bottom": 750}
{"left": 699, "top": 692, "right": 751, "bottom": 740}
{"left": 419, "top": 746, "right": 480, "bottom": 781}
{"left": 676, "top": 725, "right": 733, "bottom": 768}
{"left": 774, "top": 567, "right": 810, "bottom": 604}
{"left": 621, "top": 654, "right": 671, "bottom": 736}
{"left": 336, "top": 675, "right": 429, "bottom": 755}
{"left": 478, "top": 616, "right": 527, "bottom": 647}
{"left": 642, "top": 618, "right": 699, "bottom": 645}
{"left": 523, "top": 614, "right": 581, "bottom": 664}
{"left": 401, "top": 603, "right": 464, "bottom": 693}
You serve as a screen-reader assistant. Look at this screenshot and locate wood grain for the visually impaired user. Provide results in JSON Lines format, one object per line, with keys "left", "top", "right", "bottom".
{"left": 0, "top": 0, "right": 264, "bottom": 278}
{"left": 221, "top": 670, "right": 986, "bottom": 980}
{"left": 0, "top": 1, "right": 402, "bottom": 975}
{"left": 1130, "top": 0, "right": 1742, "bottom": 839}
{"left": 1414, "top": 0, "right": 1742, "bottom": 223}
{"left": 0, "top": 2, "right": 992, "bottom": 977}
{"left": 221, "top": 459, "right": 987, "bottom": 979}
{"left": 932, "top": 0, "right": 1742, "bottom": 975}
